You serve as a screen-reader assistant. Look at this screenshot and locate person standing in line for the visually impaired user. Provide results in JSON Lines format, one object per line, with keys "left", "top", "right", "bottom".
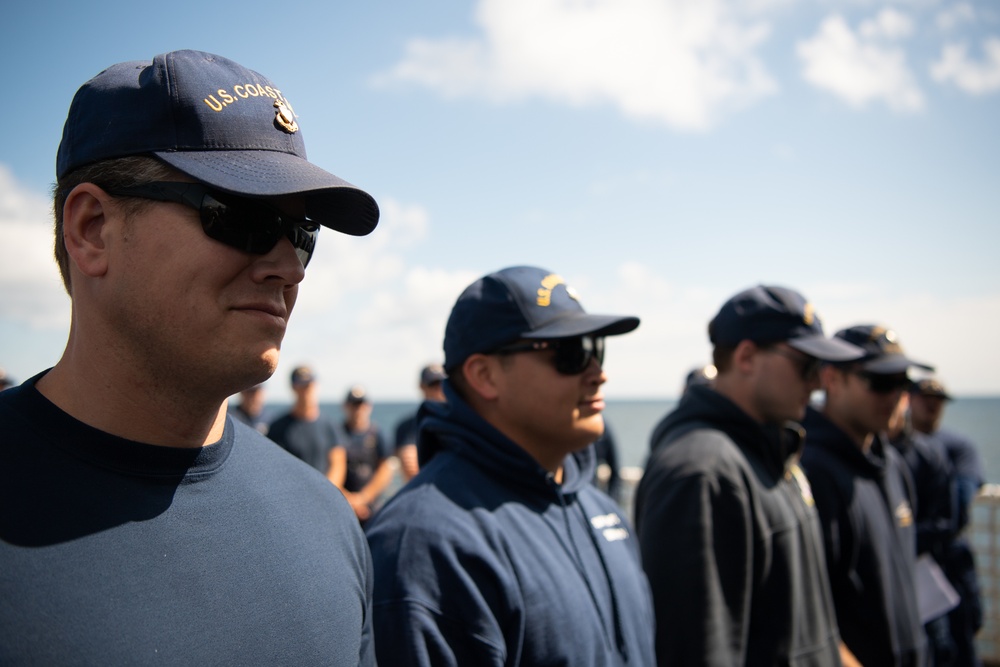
{"left": 909, "top": 377, "right": 985, "bottom": 667}
{"left": 229, "top": 383, "right": 269, "bottom": 434}
{"left": 0, "top": 50, "right": 378, "bottom": 664}
{"left": 635, "top": 285, "right": 861, "bottom": 666}
{"left": 268, "top": 366, "right": 345, "bottom": 484}
{"left": 909, "top": 378, "right": 987, "bottom": 530}
{"left": 334, "top": 385, "right": 394, "bottom": 524}
{"left": 801, "top": 325, "right": 930, "bottom": 667}
{"left": 365, "top": 265, "right": 656, "bottom": 666}
{"left": 888, "top": 389, "right": 958, "bottom": 665}
{"left": 393, "top": 363, "right": 447, "bottom": 480}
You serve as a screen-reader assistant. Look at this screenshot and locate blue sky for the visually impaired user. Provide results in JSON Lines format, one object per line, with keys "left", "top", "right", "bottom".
{"left": 1, "top": 0, "right": 998, "bottom": 402}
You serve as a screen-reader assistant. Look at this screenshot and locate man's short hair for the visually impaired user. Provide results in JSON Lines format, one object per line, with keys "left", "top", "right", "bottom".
{"left": 53, "top": 156, "right": 178, "bottom": 293}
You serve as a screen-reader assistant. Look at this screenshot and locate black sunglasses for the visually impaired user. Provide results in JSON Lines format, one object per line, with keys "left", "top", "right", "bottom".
{"left": 493, "top": 335, "right": 605, "bottom": 376}
{"left": 765, "top": 346, "right": 822, "bottom": 381}
{"left": 852, "top": 370, "right": 911, "bottom": 395}
{"left": 102, "top": 182, "right": 319, "bottom": 267}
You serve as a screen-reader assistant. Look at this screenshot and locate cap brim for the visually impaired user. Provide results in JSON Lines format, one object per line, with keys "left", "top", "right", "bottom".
{"left": 863, "top": 355, "right": 935, "bottom": 374}
{"left": 155, "top": 150, "right": 379, "bottom": 236}
{"left": 787, "top": 335, "right": 865, "bottom": 362}
{"left": 524, "top": 314, "right": 640, "bottom": 339}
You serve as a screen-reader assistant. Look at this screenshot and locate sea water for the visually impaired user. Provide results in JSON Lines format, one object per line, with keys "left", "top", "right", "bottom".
{"left": 264, "top": 395, "right": 1000, "bottom": 482}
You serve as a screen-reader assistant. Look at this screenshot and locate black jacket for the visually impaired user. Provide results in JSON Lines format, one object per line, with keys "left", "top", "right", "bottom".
{"left": 801, "top": 407, "right": 926, "bottom": 667}
{"left": 634, "top": 386, "right": 841, "bottom": 666}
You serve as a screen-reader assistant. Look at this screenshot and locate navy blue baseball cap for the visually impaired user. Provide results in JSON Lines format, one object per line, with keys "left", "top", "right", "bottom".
{"left": 709, "top": 285, "right": 863, "bottom": 362}
{"left": 910, "top": 377, "right": 952, "bottom": 400}
{"left": 833, "top": 325, "right": 934, "bottom": 374}
{"left": 290, "top": 366, "right": 316, "bottom": 386}
{"left": 443, "top": 266, "right": 640, "bottom": 371}
{"left": 57, "top": 50, "right": 378, "bottom": 236}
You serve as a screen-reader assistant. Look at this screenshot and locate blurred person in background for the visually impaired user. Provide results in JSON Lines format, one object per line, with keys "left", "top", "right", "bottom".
{"left": 269, "top": 366, "right": 344, "bottom": 484}
{"left": 334, "top": 385, "right": 393, "bottom": 525}
{"left": 636, "top": 285, "right": 859, "bottom": 666}
{"left": 393, "top": 364, "right": 447, "bottom": 480}
{"left": 801, "top": 325, "right": 930, "bottom": 667}
{"left": 910, "top": 378, "right": 985, "bottom": 667}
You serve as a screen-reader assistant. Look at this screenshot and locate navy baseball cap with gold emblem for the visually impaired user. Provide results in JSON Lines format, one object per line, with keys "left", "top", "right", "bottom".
{"left": 709, "top": 285, "right": 863, "bottom": 362}
{"left": 833, "top": 325, "right": 934, "bottom": 374}
{"left": 57, "top": 50, "right": 378, "bottom": 236}
{"left": 443, "top": 265, "right": 640, "bottom": 371}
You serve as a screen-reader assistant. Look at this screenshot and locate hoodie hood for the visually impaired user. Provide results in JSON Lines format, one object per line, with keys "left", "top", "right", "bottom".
{"left": 416, "top": 379, "right": 596, "bottom": 497}
{"left": 651, "top": 385, "right": 802, "bottom": 476}
{"left": 801, "top": 406, "right": 887, "bottom": 478}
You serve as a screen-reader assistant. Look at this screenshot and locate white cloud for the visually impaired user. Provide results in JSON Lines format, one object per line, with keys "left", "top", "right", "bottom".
{"left": 931, "top": 38, "right": 1000, "bottom": 94}
{"left": 935, "top": 3, "right": 975, "bottom": 32}
{"left": 0, "top": 165, "right": 70, "bottom": 329}
{"left": 266, "top": 198, "right": 478, "bottom": 401}
{"left": 274, "top": 262, "right": 477, "bottom": 403}
{"left": 860, "top": 7, "right": 914, "bottom": 40}
{"left": 372, "top": 0, "right": 778, "bottom": 131}
{"left": 797, "top": 12, "right": 925, "bottom": 111}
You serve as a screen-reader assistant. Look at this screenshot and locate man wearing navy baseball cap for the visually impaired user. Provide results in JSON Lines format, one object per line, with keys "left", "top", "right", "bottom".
{"left": 801, "top": 325, "right": 931, "bottom": 667}
{"left": 0, "top": 51, "right": 376, "bottom": 665}
{"left": 635, "top": 284, "right": 861, "bottom": 666}
{"left": 366, "top": 265, "right": 656, "bottom": 666}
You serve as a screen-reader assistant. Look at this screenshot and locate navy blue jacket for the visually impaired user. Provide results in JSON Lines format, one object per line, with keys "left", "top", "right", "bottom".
{"left": 890, "top": 428, "right": 956, "bottom": 559}
{"left": 365, "top": 383, "right": 656, "bottom": 666}
{"left": 634, "top": 385, "right": 841, "bottom": 666}
{"left": 801, "top": 408, "right": 925, "bottom": 667}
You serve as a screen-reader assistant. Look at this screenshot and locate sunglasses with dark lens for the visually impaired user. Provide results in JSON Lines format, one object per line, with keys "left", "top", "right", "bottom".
{"left": 493, "top": 336, "right": 605, "bottom": 376}
{"left": 102, "top": 182, "right": 319, "bottom": 267}
{"left": 765, "top": 346, "right": 822, "bottom": 381}
{"left": 853, "top": 371, "right": 911, "bottom": 394}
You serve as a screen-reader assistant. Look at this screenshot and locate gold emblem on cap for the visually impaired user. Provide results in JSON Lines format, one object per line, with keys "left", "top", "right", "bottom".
{"left": 274, "top": 100, "right": 299, "bottom": 134}
{"left": 537, "top": 274, "right": 567, "bottom": 307}
{"left": 871, "top": 326, "right": 903, "bottom": 354}
{"left": 895, "top": 501, "right": 913, "bottom": 527}
{"left": 803, "top": 302, "right": 815, "bottom": 326}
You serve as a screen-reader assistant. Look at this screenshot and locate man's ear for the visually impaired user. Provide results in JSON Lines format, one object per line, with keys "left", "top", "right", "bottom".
{"left": 461, "top": 354, "right": 502, "bottom": 402}
{"left": 62, "top": 183, "right": 115, "bottom": 279}
{"left": 819, "top": 363, "right": 842, "bottom": 394}
{"left": 731, "top": 339, "right": 759, "bottom": 375}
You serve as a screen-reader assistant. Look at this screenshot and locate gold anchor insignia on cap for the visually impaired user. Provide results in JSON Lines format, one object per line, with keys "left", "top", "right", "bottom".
{"left": 273, "top": 100, "right": 299, "bottom": 134}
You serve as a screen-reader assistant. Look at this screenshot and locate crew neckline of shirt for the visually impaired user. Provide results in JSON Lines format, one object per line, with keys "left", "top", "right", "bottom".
{"left": 13, "top": 372, "right": 234, "bottom": 480}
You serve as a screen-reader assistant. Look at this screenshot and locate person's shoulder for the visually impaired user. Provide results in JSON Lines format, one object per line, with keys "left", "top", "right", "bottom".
{"left": 231, "top": 425, "right": 333, "bottom": 486}
{"left": 267, "top": 411, "right": 294, "bottom": 430}
{"left": 372, "top": 455, "right": 501, "bottom": 529}
{"left": 908, "top": 431, "right": 951, "bottom": 467}
{"left": 936, "top": 427, "right": 978, "bottom": 450}
{"left": 648, "top": 425, "right": 742, "bottom": 476}
{"left": 368, "top": 478, "right": 485, "bottom": 560}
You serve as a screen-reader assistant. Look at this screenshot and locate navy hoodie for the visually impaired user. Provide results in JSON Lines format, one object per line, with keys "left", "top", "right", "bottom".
{"left": 800, "top": 407, "right": 925, "bottom": 667}
{"left": 365, "top": 383, "right": 656, "bottom": 667}
{"left": 634, "top": 385, "right": 841, "bottom": 666}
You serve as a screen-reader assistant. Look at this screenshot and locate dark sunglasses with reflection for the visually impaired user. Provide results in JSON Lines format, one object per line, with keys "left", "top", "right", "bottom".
{"left": 492, "top": 335, "right": 605, "bottom": 376}
{"left": 763, "top": 345, "right": 823, "bottom": 381}
{"left": 101, "top": 182, "right": 319, "bottom": 267}
{"left": 850, "top": 370, "right": 912, "bottom": 395}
